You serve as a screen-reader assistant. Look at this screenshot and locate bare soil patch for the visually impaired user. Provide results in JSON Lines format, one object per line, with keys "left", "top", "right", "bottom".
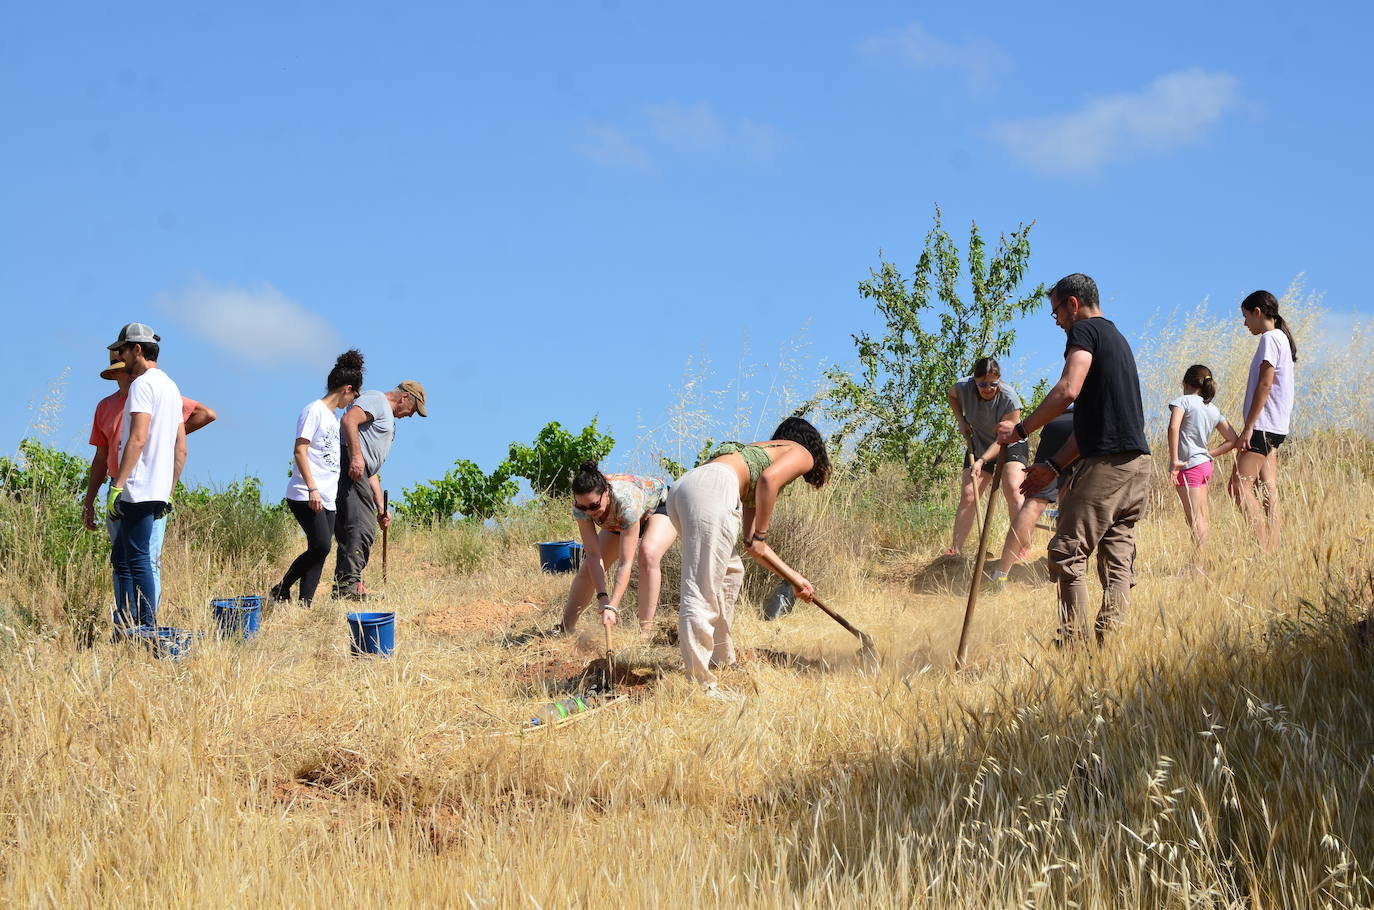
{"left": 513, "top": 656, "right": 662, "bottom": 698}
{"left": 423, "top": 598, "right": 542, "bottom": 636}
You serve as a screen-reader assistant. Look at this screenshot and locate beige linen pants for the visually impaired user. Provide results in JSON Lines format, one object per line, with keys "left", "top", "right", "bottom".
{"left": 667, "top": 463, "right": 744, "bottom": 685}
{"left": 1048, "top": 452, "right": 1151, "bottom": 639}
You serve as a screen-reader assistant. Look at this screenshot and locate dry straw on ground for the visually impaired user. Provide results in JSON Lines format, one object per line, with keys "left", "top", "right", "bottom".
{"left": 1, "top": 288, "right": 1371, "bottom": 907}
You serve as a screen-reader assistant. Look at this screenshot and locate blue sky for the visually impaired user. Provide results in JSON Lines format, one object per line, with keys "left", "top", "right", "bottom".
{"left": 4, "top": 1, "right": 1370, "bottom": 498}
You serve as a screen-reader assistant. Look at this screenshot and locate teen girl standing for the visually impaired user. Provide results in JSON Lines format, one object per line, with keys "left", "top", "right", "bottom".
{"left": 1167, "top": 364, "right": 1239, "bottom": 573}
{"left": 271, "top": 350, "right": 363, "bottom": 606}
{"left": 1230, "top": 290, "right": 1297, "bottom": 550}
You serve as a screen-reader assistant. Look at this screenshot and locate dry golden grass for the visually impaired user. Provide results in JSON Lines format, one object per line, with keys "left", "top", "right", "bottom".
{"left": 1, "top": 436, "right": 1371, "bottom": 909}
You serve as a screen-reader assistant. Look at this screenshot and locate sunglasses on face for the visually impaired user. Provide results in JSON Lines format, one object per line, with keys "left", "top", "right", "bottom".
{"left": 575, "top": 495, "right": 605, "bottom": 513}
{"left": 975, "top": 381, "right": 999, "bottom": 389}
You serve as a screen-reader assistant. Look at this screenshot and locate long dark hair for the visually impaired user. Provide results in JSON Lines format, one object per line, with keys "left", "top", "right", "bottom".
{"left": 327, "top": 349, "right": 365, "bottom": 393}
{"left": 1182, "top": 364, "right": 1217, "bottom": 404}
{"left": 572, "top": 460, "right": 609, "bottom": 496}
{"left": 771, "top": 416, "right": 831, "bottom": 488}
{"left": 1241, "top": 290, "right": 1298, "bottom": 363}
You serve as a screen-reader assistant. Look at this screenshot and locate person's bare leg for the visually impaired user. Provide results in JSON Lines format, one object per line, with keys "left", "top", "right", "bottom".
{"left": 634, "top": 514, "right": 678, "bottom": 638}
{"left": 1189, "top": 483, "right": 1210, "bottom": 550}
{"left": 559, "top": 530, "right": 618, "bottom": 630}
{"left": 950, "top": 467, "right": 988, "bottom": 554}
{"left": 1000, "top": 461, "right": 1027, "bottom": 522}
{"left": 995, "top": 497, "right": 1048, "bottom": 577}
{"left": 1234, "top": 450, "right": 1269, "bottom": 549}
{"left": 1259, "top": 451, "right": 1280, "bottom": 550}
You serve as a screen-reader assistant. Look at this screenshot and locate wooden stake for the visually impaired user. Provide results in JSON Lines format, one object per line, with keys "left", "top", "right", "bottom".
{"left": 955, "top": 452, "right": 1005, "bottom": 671}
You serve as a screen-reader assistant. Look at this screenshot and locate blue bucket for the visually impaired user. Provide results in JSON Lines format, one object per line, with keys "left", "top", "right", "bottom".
{"left": 211, "top": 595, "right": 263, "bottom": 640}
{"left": 130, "top": 626, "right": 193, "bottom": 660}
{"left": 347, "top": 611, "right": 395, "bottom": 657}
{"left": 537, "top": 541, "right": 584, "bottom": 573}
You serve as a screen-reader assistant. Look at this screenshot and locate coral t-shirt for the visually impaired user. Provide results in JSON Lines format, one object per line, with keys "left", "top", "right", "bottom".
{"left": 89, "top": 389, "right": 198, "bottom": 480}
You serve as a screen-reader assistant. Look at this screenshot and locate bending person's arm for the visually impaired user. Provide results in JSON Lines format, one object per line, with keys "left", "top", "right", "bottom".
{"left": 742, "top": 445, "right": 816, "bottom": 600}
{"left": 599, "top": 522, "right": 640, "bottom": 625}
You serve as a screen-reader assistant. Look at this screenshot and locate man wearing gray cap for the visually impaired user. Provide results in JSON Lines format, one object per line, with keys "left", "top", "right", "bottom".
{"left": 332, "top": 380, "right": 427, "bottom": 599}
{"left": 104, "top": 323, "right": 187, "bottom": 633}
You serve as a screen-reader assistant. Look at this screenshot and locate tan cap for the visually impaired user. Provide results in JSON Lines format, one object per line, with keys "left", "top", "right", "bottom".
{"left": 398, "top": 380, "right": 428, "bottom": 417}
{"left": 100, "top": 352, "right": 126, "bottom": 381}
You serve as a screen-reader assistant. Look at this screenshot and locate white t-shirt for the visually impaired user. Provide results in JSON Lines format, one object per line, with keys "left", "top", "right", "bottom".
{"left": 1168, "top": 394, "right": 1222, "bottom": 468}
{"left": 285, "top": 399, "right": 341, "bottom": 510}
{"left": 118, "top": 367, "right": 184, "bottom": 503}
{"left": 1243, "top": 329, "right": 1295, "bottom": 435}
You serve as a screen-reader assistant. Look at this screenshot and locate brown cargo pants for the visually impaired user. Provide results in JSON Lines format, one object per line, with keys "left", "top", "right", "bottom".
{"left": 1047, "top": 452, "right": 1151, "bottom": 641}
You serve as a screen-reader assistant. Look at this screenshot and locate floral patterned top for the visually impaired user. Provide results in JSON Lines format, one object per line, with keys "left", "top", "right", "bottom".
{"left": 570, "top": 473, "right": 669, "bottom": 533}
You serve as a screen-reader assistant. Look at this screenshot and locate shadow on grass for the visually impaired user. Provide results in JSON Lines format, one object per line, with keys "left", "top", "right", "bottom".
{"left": 749, "top": 601, "right": 1374, "bottom": 907}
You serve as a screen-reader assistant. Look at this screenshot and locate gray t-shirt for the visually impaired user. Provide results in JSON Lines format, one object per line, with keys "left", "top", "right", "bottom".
{"left": 954, "top": 378, "right": 1023, "bottom": 454}
{"left": 1168, "top": 394, "right": 1222, "bottom": 469}
{"left": 348, "top": 390, "right": 395, "bottom": 476}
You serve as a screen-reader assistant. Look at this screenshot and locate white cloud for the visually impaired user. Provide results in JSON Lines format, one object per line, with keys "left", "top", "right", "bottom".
{"left": 157, "top": 277, "right": 342, "bottom": 368}
{"left": 580, "top": 102, "right": 780, "bottom": 170}
{"left": 860, "top": 22, "right": 1010, "bottom": 92}
{"left": 577, "top": 124, "right": 654, "bottom": 173}
{"left": 994, "top": 68, "right": 1242, "bottom": 176}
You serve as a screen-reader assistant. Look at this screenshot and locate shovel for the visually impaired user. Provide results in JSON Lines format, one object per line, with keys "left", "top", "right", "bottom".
{"left": 752, "top": 546, "right": 879, "bottom": 667}
{"left": 955, "top": 451, "right": 1005, "bottom": 670}
{"left": 381, "top": 490, "right": 389, "bottom": 586}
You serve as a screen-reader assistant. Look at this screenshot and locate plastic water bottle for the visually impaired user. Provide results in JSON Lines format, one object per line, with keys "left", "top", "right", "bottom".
{"left": 530, "top": 693, "right": 598, "bottom": 726}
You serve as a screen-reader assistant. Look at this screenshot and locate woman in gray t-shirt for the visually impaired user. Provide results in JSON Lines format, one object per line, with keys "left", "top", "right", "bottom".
{"left": 945, "top": 357, "right": 1029, "bottom": 557}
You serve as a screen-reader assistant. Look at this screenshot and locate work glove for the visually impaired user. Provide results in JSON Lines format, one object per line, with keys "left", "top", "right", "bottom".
{"left": 106, "top": 486, "right": 124, "bottom": 521}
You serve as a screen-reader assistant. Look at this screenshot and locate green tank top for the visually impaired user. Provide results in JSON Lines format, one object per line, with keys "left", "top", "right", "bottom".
{"left": 708, "top": 441, "right": 789, "bottom": 507}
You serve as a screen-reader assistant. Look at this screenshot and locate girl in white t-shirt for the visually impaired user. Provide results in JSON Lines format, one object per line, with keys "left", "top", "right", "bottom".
{"left": 271, "top": 350, "right": 364, "bottom": 606}
{"left": 1230, "top": 290, "right": 1298, "bottom": 551}
{"left": 1167, "top": 364, "right": 1239, "bottom": 574}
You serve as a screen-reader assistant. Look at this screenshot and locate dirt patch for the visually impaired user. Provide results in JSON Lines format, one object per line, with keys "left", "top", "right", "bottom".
{"left": 885, "top": 553, "right": 1052, "bottom": 594}
{"left": 1007, "top": 557, "right": 1050, "bottom": 584}
{"left": 513, "top": 656, "right": 662, "bottom": 698}
{"left": 423, "top": 599, "right": 542, "bottom": 637}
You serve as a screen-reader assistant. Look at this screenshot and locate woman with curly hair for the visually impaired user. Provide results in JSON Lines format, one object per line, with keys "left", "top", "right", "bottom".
{"left": 667, "top": 415, "right": 831, "bottom": 695}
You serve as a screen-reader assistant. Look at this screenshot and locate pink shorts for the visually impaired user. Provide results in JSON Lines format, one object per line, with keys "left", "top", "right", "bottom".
{"left": 1175, "top": 461, "right": 1213, "bottom": 487}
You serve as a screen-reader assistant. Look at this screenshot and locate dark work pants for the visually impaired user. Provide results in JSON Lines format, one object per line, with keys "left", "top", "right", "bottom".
{"left": 333, "top": 462, "right": 377, "bottom": 594}
{"left": 111, "top": 500, "right": 164, "bottom": 632}
{"left": 280, "top": 499, "right": 337, "bottom": 604}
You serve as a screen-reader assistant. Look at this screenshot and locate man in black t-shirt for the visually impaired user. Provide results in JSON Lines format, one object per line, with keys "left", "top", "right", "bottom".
{"left": 996, "top": 273, "right": 1151, "bottom": 644}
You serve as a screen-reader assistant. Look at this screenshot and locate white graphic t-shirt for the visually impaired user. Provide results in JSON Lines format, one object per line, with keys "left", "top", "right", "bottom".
{"left": 285, "top": 399, "right": 342, "bottom": 510}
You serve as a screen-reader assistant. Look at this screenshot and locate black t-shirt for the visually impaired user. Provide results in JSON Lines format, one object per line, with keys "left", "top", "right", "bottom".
{"left": 1034, "top": 411, "right": 1075, "bottom": 463}
{"left": 1065, "top": 317, "right": 1150, "bottom": 457}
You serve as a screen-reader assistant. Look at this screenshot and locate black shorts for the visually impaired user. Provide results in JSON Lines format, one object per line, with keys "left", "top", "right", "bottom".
{"left": 1248, "top": 431, "right": 1287, "bottom": 456}
{"left": 608, "top": 499, "right": 669, "bottom": 536}
{"left": 965, "top": 440, "right": 1029, "bottom": 474}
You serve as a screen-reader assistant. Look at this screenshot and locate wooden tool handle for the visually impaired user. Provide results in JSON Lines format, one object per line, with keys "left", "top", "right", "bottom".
{"left": 749, "top": 544, "right": 870, "bottom": 643}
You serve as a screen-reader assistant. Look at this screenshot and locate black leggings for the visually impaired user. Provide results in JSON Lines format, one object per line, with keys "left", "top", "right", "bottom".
{"left": 280, "top": 499, "right": 337, "bottom": 604}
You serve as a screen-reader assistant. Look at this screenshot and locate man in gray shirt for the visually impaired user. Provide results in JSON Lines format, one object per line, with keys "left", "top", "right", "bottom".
{"left": 333, "top": 380, "right": 428, "bottom": 599}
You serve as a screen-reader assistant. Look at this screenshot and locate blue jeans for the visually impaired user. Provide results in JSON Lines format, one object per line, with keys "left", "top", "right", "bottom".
{"left": 107, "top": 512, "right": 167, "bottom": 615}
{"left": 111, "top": 500, "right": 166, "bottom": 631}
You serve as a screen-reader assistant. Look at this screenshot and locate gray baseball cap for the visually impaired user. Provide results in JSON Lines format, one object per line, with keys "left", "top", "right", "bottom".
{"left": 107, "top": 322, "right": 160, "bottom": 351}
